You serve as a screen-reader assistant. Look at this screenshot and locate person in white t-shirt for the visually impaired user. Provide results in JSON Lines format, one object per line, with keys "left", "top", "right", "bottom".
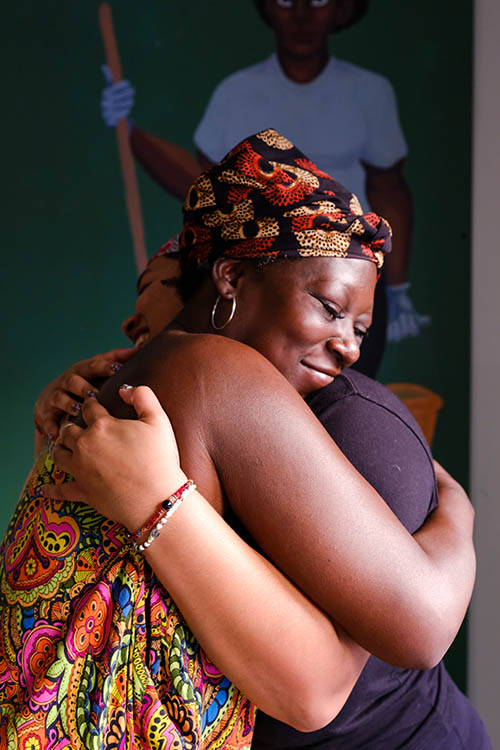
{"left": 101, "top": 0, "right": 430, "bottom": 375}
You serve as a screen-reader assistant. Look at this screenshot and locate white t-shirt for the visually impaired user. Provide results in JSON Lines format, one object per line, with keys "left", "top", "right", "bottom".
{"left": 194, "top": 54, "right": 407, "bottom": 211}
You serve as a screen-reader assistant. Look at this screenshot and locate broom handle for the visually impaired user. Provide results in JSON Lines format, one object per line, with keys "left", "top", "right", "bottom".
{"left": 98, "top": 2, "right": 148, "bottom": 273}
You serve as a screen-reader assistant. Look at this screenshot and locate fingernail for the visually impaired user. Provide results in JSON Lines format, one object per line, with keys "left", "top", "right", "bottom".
{"left": 87, "top": 390, "right": 98, "bottom": 398}
{"left": 72, "top": 403, "right": 82, "bottom": 414}
{"left": 120, "top": 383, "right": 134, "bottom": 391}
{"left": 111, "top": 363, "right": 122, "bottom": 372}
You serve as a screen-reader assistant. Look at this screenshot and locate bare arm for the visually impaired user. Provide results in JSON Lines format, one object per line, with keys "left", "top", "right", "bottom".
{"left": 413, "top": 460, "right": 475, "bottom": 621}
{"left": 146, "top": 483, "right": 366, "bottom": 730}
{"left": 130, "top": 128, "right": 207, "bottom": 201}
{"left": 157, "top": 336, "right": 474, "bottom": 669}
{"left": 45, "top": 334, "right": 474, "bottom": 672}
{"left": 47, "top": 385, "right": 367, "bottom": 731}
{"left": 363, "top": 159, "right": 412, "bottom": 285}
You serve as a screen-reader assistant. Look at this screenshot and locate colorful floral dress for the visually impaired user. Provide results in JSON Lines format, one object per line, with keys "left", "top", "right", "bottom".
{"left": 0, "top": 448, "right": 255, "bottom": 749}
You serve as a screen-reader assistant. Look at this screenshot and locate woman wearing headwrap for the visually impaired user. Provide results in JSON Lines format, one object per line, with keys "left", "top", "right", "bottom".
{"left": 101, "top": 0, "right": 430, "bottom": 374}
{"left": 1, "top": 131, "right": 488, "bottom": 748}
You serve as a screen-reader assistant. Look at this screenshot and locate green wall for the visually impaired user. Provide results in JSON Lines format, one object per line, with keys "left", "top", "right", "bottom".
{"left": 2, "top": 0, "right": 472, "bottom": 689}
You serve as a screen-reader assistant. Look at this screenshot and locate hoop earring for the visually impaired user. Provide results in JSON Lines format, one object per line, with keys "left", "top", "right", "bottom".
{"left": 211, "top": 295, "right": 237, "bottom": 331}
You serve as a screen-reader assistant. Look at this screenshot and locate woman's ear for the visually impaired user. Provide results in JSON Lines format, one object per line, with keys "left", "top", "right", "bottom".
{"left": 211, "top": 258, "right": 246, "bottom": 298}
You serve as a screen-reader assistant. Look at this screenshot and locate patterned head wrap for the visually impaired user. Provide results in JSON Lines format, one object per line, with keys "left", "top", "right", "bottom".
{"left": 179, "top": 129, "right": 391, "bottom": 283}
{"left": 137, "top": 235, "right": 180, "bottom": 293}
{"left": 148, "top": 234, "right": 180, "bottom": 264}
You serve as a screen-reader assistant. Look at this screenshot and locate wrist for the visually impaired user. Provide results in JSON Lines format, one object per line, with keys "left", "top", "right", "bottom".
{"left": 128, "top": 469, "right": 190, "bottom": 543}
{"left": 129, "top": 476, "right": 194, "bottom": 550}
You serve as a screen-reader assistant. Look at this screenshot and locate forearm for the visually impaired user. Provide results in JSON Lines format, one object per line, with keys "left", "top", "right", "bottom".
{"left": 411, "top": 475, "right": 476, "bottom": 654}
{"left": 46, "top": 372, "right": 471, "bottom": 679}
{"left": 336, "top": 471, "right": 475, "bottom": 666}
{"left": 130, "top": 127, "right": 203, "bottom": 201}
{"left": 365, "top": 171, "right": 412, "bottom": 285}
{"left": 144, "top": 487, "right": 368, "bottom": 731}
{"left": 221, "top": 457, "right": 474, "bottom": 669}
{"left": 300, "top": 476, "right": 475, "bottom": 669}
{"left": 221, "top": 453, "right": 473, "bottom": 669}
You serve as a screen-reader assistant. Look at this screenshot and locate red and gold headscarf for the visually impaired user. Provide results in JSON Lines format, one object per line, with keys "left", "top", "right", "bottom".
{"left": 179, "top": 128, "right": 391, "bottom": 277}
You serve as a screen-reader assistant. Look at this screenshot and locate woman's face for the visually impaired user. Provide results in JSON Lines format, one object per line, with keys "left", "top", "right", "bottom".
{"left": 264, "top": 0, "right": 341, "bottom": 58}
{"left": 123, "top": 254, "right": 376, "bottom": 397}
{"left": 121, "top": 256, "right": 183, "bottom": 348}
{"left": 219, "top": 256, "right": 377, "bottom": 397}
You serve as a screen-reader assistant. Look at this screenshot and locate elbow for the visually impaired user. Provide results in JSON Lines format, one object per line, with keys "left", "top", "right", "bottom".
{"left": 276, "top": 665, "right": 358, "bottom": 733}
{"left": 263, "top": 630, "right": 365, "bottom": 731}
{"left": 372, "top": 579, "right": 471, "bottom": 671}
{"left": 410, "top": 626, "right": 461, "bottom": 670}
{"left": 372, "top": 633, "right": 445, "bottom": 671}
{"left": 407, "top": 590, "right": 471, "bottom": 670}
{"left": 279, "top": 641, "right": 366, "bottom": 731}
{"left": 359, "top": 626, "right": 447, "bottom": 671}
{"left": 402, "top": 641, "right": 446, "bottom": 671}
{"left": 284, "top": 691, "right": 344, "bottom": 734}
{"left": 392, "top": 612, "right": 460, "bottom": 671}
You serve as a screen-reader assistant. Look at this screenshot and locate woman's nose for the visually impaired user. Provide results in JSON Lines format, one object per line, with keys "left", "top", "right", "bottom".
{"left": 326, "top": 331, "right": 360, "bottom": 368}
{"left": 121, "top": 312, "right": 141, "bottom": 340}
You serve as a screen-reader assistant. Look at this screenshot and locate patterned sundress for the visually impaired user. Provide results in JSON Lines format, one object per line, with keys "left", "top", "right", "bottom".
{"left": 0, "top": 447, "right": 255, "bottom": 749}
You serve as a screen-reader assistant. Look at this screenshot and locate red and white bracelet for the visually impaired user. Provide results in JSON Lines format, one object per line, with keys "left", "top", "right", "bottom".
{"left": 130, "top": 479, "right": 196, "bottom": 552}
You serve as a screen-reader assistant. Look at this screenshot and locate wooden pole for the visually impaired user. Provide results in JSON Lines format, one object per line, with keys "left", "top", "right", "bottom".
{"left": 98, "top": 3, "right": 148, "bottom": 274}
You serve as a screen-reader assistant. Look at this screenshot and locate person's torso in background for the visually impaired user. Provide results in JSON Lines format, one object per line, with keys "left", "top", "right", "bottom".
{"left": 194, "top": 54, "right": 407, "bottom": 211}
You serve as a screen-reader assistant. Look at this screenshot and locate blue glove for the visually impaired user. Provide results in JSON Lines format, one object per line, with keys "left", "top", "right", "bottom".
{"left": 100, "top": 64, "right": 135, "bottom": 128}
{"left": 386, "top": 283, "right": 431, "bottom": 343}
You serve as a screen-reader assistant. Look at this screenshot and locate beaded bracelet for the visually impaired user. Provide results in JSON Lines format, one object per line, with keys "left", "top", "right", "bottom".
{"left": 130, "top": 479, "right": 195, "bottom": 542}
{"left": 130, "top": 479, "right": 196, "bottom": 552}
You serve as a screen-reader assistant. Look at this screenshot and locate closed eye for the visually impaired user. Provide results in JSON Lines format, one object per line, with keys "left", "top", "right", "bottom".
{"left": 322, "top": 301, "right": 344, "bottom": 320}
{"left": 137, "top": 280, "right": 152, "bottom": 297}
{"left": 312, "top": 294, "right": 344, "bottom": 321}
{"left": 138, "top": 278, "right": 174, "bottom": 297}
{"left": 354, "top": 327, "right": 368, "bottom": 341}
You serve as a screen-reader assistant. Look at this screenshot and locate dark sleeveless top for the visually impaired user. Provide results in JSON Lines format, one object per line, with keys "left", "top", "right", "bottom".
{"left": 252, "top": 370, "right": 490, "bottom": 749}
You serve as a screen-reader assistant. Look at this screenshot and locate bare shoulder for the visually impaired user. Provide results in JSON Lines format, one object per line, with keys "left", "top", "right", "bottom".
{"left": 145, "top": 331, "right": 299, "bottom": 403}
{"left": 144, "top": 331, "right": 320, "bottom": 456}
{"left": 160, "top": 331, "right": 277, "bottom": 376}
{"left": 98, "top": 331, "right": 301, "bottom": 423}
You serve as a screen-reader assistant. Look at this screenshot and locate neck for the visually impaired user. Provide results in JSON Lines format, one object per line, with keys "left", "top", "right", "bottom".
{"left": 170, "top": 282, "right": 216, "bottom": 336}
{"left": 276, "top": 46, "right": 329, "bottom": 84}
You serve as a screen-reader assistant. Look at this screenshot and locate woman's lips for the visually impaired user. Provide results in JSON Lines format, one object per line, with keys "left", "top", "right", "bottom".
{"left": 300, "top": 360, "right": 339, "bottom": 384}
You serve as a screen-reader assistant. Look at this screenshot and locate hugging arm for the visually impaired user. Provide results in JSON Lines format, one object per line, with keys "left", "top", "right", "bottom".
{"left": 46, "top": 335, "right": 474, "bottom": 676}
{"left": 33, "top": 347, "right": 135, "bottom": 445}
{"left": 157, "top": 337, "right": 474, "bottom": 670}
{"left": 48, "top": 383, "right": 367, "bottom": 731}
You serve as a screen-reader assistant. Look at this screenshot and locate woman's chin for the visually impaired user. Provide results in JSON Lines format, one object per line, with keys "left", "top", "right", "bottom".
{"left": 294, "top": 364, "right": 336, "bottom": 397}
